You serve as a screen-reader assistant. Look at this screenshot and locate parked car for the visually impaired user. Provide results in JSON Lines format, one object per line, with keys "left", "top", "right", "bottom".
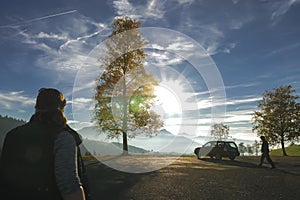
{"left": 194, "top": 141, "right": 240, "bottom": 160}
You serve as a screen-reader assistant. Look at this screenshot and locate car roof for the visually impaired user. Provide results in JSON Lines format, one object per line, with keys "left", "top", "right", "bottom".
{"left": 204, "top": 141, "right": 237, "bottom": 144}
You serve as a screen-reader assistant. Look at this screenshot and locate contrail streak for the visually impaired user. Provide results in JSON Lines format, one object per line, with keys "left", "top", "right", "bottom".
{"left": 0, "top": 10, "right": 77, "bottom": 29}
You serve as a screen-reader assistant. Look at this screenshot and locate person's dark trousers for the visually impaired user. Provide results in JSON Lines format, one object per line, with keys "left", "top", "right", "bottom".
{"left": 260, "top": 153, "right": 275, "bottom": 168}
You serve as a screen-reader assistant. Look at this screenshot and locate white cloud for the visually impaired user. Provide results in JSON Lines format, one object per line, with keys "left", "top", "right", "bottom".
{"left": 18, "top": 31, "right": 57, "bottom": 54}
{"left": 188, "top": 23, "right": 235, "bottom": 55}
{"left": 266, "top": 43, "right": 300, "bottom": 57}
{"left": 147, "top": 51, "right": 184, "bottom": 66}
{"left": 226, "top": 97, "right": 261, "bottom": 106}
{"left": 270, "top": 0, "right": 300, "bottom": 20}
{"left": 112, "top": 0, "right": 166, "bottom": 20}
{"left": 195, "top": 96, "right": 261, "bottom": 110}
{"left": 16, "top": 15, "right": 108, "bottom": 73}
{"left": 70, "top": 97, "right": 93, "bottom": 112}
{"left": 225, "top": 114, "right": 252, "bottom": 123}
{"left": 229, "top": 14, "right": 254, "bottom": 30}
{"left": 0, "top": 90, "right": 35, "bottom": 110}
{"left": 225, "top": 82, "right": 259, "bottom": 90}
{"left": 166, "top": 37, "right": 196, "bottom": 52}
{"left": 177, "top": 0, "right": 194, "bottom": 4}
{"left": 36, "top": 32, "right": 67, "bottom": 40}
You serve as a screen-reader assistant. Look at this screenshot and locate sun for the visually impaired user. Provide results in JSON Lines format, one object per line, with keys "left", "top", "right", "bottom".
{"left": 152, "top": 85, "right": 183, "bottom": 135}
{"left": 154, "top": 86, "right": 181, "bottom": 114}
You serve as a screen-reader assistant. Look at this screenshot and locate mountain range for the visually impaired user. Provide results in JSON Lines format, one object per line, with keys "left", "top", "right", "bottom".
{"left": 0, "top": 116, "right": 256, "bottom": 156}
{"left": 0, "top": 115, "right": 26, "bottom": 150}
{"left": 78, "top": 126, "right": 203, "bottom": 155}
{"left": 77, "top": 126, "right": 257, "bottom": 155}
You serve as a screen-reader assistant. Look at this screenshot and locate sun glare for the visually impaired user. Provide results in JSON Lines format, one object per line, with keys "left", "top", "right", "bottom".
{"left": 152, "top": 85, "right": 182, "bottom": 135}
{"left": 154, "top": 86, "right": 181, "bottom": 114}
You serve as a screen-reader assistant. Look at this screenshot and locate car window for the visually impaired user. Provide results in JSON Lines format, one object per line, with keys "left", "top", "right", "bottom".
{"left": 203, "top": 142, "right": 212, "bottom": 147}
{"left": 227, "top": 142, "right": 237, "bottom": 148}
{"left": 203, "top": 142, "right": 217, "bottom": 147}
{"left": 218, "top": 142, "right": 225, "bottom": 147}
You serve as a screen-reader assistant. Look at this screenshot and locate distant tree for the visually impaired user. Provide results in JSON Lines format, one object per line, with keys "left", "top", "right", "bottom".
{"left": 246, "top": 144, "right": 254, "bottom": 155}
{"left": 85, "top": 151, "right": 91, "bottom": 156}
{"left": 253, "top": 140, "right": 259, "bottom": 156}
{"left": 252, "top": 85, "right": 300, "bottom": 156}
{"left": 93, "top": 16, "right": 163, "bottom": 155}
{"left": 211, "top": 123, "right": 230, "bottom": 140}
{"left": 289, "top": 141, "right": 295, "bottom": 146}
{"left": 0, "top": 115, "right": 26, "bottom": 135}
{"left": 238, "top": 142, "right": 247, "bottom": 156}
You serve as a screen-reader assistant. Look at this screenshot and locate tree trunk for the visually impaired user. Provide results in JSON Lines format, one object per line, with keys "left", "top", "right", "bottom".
{"left": 122, "top": 75, "right": 129, "bottom": 155}
{"left": 281, "top": 133, "right": 288, "bottom": 156}
{"left": 122, "top": 130, "right": 128, "bottom": 155}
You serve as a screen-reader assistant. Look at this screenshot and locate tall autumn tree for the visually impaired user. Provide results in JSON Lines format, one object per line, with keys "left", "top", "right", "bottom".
{"left": 211, "top": 123, "right": 230, "bottom": 140}
{"left": 252, "top": 85, "right": 300, "bottom": 156}
{"left": 93, "top": 16, "right": 163, "bottom": 155}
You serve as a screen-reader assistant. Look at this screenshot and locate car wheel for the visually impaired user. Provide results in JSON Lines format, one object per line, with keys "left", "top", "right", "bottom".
{"left": 229, "top": 156, "right": 236, "bottom": 160}
{"left": 215, "top": 153, "right": 222, "bottom": 160}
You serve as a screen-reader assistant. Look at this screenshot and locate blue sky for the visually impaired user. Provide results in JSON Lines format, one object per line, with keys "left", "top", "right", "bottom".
{"left": 1, "top": 0, "right": 300, "bottom": 141}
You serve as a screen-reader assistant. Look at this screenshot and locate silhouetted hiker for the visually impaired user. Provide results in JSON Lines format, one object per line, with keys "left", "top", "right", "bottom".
{"left": 258, "top": 136, "right": 275, "bottom": 169}
{"left": 0, "top": 88, "right": 90, "bottom": 200}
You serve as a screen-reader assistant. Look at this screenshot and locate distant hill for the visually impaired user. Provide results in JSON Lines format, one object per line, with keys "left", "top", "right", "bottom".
{"left": 77, "top": 126, "right": 202, "bottom": 154}
{"left": 0, "top": 115, "right": 26, "bottom": 135}
{"left": 270, "top": 145, "right": 300, "bottom": 156}
{"left": 0, "top": 115, "right": 26, "bottom": 150}
{"left": 80, "top": 139, "right": 150, "bottom": 156}
{"left": 77, "top": 126, "right": 107, "bottom": 141}
{"left": 111, "top": 142, "right": 150, "bottom": 154}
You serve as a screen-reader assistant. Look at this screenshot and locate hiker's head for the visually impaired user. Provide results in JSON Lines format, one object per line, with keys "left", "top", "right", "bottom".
{"left": 35, "top": 88, "right": 67, "bottom": 126}
{"left": 35, "top": 88, "right": 66, "bottom": 111}
{"left": 260, "top": 136, "right": 266, "bottom": 141}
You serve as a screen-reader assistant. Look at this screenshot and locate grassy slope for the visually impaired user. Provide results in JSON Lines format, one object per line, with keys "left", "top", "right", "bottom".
{"left": 270, "top": 145, "right": 300, "bottom": 156}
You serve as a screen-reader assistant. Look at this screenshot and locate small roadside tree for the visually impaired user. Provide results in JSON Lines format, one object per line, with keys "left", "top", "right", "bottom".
{"left": 238, "top": 142, "right": 247, "bottom": 156}
{"left": 253, "top": 140, "right": 259, "bottom": 156}
{"left": 252, "top": 85, "right": 300, "bottom": 156}
{"left": 93, "top": 17, "right": 163, "bottom": 155}
{"left": 211, "top": 123, "right": 230, "bottom": 140}
{"left": 246, "top": 144, "right": 254, "bottom": 155}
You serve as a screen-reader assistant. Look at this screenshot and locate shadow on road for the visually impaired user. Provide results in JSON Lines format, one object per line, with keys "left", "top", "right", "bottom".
{"left": 199, "top": 157, "right": 300, "bottom": 176}
{"left": 200, "top": 157, "right": 259, "bottom": 168}
{"left": 85, "top": 159, "right": 153, "bottom": 200}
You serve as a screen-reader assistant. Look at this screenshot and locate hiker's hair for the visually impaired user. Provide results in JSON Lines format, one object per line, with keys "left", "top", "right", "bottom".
{"left": 34, "top": 88, "right": 67, "bottom": 127}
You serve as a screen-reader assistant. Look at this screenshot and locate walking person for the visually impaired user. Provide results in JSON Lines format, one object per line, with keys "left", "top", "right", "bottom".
{"left": 0, "top": 88, "right": 89, "bottom": 200}
{"left": 259, "top": 136, "right": 275, "bottom": 169}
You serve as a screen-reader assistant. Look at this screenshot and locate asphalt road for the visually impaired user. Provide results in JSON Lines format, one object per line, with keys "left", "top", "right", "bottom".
{"left": 85, "top": 156, "right": 300, "bottom": 200}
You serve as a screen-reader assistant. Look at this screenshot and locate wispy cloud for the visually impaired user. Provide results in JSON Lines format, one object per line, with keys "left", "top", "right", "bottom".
{"left": 112, "top": 0, "right": 166, "bottom": 20}
{"left": 0, "top": 90, "right": 35, "bottom": 110}
{"left": 194, "top": 94, "right": 261, "bottom": 110}
{"left": 146, "top": 51, "right": 184, "bottom": 67}
{"left": 181, "top": 19, "right": 237, "bottom": 55}
{"left": 0, "top": 10, "right": 77, "bottom": 29}
{"left": 270, "top": 0, "right": 300, "bottom": 20}
{"left": 70, "top": 97, "right": 93, "bottom": 111}
{"left": 232, "top": 0, "right": 240, "bottom": 4}
{"left": 266, "top": 43, "right": 300, "bottom": 57}
{"left": 14, "top": 15, "right": 108, "bottom": 73}
{"left": 225, "top": 83, "right": 259, "bottom": 90}
{"left": 36, "top": 32, "right": 68, "bottom": 40}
